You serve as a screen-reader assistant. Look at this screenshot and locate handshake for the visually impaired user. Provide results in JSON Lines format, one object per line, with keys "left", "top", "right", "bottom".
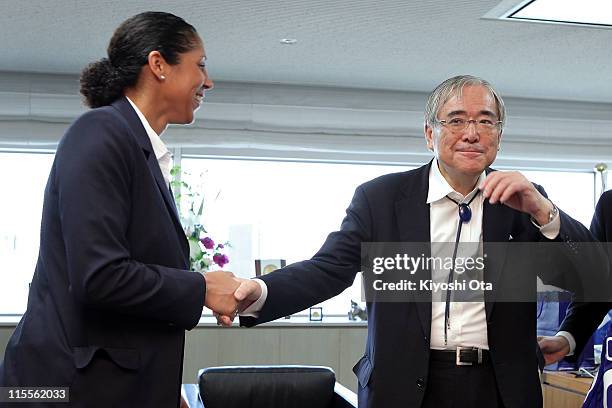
{"left": 202, "top": 271, "right": 262, "bottom": 326}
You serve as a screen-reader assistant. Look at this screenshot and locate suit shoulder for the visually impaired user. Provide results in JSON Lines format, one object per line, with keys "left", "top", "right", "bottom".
{"left": 68, "top": 106, "right": 127, "bottom": 135}
{"left": 360, "top": 168, "right": 421, "bottom": 190}
{"left": 597, "top": 190, "right": 612, "bottom": 207}
{"left": 593, "top": 190, "right": 612, "bottom": 224}
{"left": 358, "top": 167, "right": 423, "bottom": 196}
{"left": 59, "top": 106, "right": 135, "bottom": 152}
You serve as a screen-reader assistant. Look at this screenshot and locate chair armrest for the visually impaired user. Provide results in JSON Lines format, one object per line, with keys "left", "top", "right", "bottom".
{"left": 181, "top": 384, "right": 204, "bottom": 408}
{"left": 333, "top": 382, "right": 358, "bottom": 408}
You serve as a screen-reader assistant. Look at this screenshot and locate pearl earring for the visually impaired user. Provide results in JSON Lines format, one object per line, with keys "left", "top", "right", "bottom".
{"left": 160, "top": 75, "right": 166, "bottom": 80}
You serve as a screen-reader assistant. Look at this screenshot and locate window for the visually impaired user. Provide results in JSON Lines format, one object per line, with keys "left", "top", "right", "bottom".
{"left": 0, "top": 151, "right": 600, "bottom": 316}
{"left": 180, "top": 158, "right": 407, "bottom": 315}
{"left": 180, "top": 158, "right": 597, "bottom": 316}
{"left": 522, "top": 170, "right": 594, "bottom": 227}
{"left": 0, "top": 152, "right": 54, "bottom": 315}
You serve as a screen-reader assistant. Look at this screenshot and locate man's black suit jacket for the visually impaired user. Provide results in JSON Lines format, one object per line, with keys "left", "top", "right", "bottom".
{"left": 242, "top": 162, "right": 600, "bottom": 408}
{"left": 0, "top": 97, "right": 205, "bottom": 407}
{"left": 560, "top": 190, "right": 612, "bottom": 358}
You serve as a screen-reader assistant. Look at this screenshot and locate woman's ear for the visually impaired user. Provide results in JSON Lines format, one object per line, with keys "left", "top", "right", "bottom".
{"left": 147, "top": 50, "right": 167, "bottom": 81}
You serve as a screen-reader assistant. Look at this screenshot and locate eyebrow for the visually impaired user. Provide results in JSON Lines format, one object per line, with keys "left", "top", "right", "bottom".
{"left": 445, "top": 109, "right": 498, "bottom": 118}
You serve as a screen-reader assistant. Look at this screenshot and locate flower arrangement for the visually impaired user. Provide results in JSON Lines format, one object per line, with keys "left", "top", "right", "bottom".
{"left": 170, "top": 165, "right": 230, "bottom": 273}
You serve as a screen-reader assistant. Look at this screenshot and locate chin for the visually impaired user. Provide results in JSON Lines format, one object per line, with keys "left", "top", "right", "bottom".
{"left": 182, "top": 111, "right": 195, "bottom": 125}
{"left": 457, "top": 163, "right": 487, "bottom": 176}
{"left": 169, "top": 115, "right": 195, "bottom": 126}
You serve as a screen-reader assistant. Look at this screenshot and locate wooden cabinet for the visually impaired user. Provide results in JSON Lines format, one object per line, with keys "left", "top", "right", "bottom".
{"left": 542, "top": 371, "right": 593, "bottom": 408}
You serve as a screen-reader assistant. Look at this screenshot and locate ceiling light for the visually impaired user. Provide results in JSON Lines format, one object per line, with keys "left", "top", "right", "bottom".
{"left": 509, "top": 0, "right": 612, "bottom": 27}
{"left": 280, "top": 39, "right": 297, "bottom": 45}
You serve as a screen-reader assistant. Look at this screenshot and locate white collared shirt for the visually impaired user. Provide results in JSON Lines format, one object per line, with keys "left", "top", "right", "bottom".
{"left": 126, "top": 97, "right": 173, "bottom": 187}
{"left": 427, "top": 160, "right": 560, "bottom": 350}
{"left": 428, "top": 161, "right": 488, "bottom": 349}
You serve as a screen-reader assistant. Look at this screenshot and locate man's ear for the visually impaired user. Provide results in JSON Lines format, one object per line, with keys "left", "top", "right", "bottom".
{"left": 497, "top": 131, "right": 503, "bottom": 151}
{"left": 146, "top": 50, "right": 167, "bottom": 81}
{"left": 425, "top": 125, "right": 434, "bottom": 151}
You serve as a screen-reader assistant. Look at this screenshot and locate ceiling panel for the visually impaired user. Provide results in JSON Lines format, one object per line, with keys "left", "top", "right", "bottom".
{"left": 0, "top": 0, "right": 610, "bottom": 102}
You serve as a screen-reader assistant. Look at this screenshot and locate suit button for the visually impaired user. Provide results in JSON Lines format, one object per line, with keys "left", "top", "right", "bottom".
{"left": 416, "top": 378, "right": 425, "bottom": 389}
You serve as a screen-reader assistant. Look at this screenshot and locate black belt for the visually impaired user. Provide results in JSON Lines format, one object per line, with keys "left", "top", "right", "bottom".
{"left": 430, "top": 347, "right": 491, "bottom": 366}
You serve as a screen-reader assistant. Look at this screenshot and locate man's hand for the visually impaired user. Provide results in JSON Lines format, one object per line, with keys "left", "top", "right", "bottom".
{"left": 180, "top": 395, "right": 189, "bottom": 408}
{"left": 203, "top": 271, "right": 241, "bottom": 317}
{"left": 215, "top": 278, "right": 263, "bottom": 327}
{"left": 538, "top": 335, "right": 570, "bottom": 365}
{"left": 481, "top": 171, "right": 554, "bottom": 225}
{"left": 235, "top": 279, "right": 263, "bottom": 310}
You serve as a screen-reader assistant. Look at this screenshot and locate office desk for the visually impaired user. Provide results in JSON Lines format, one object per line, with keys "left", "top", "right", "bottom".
{"left": 542, "top": 371, "right": 593, "bottom": 408}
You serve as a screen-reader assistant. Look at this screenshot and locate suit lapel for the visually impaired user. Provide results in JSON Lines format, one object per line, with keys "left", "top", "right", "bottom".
{"left": 110, "top": 97, "right": 190, "bottom": 263}
{"left": 395, "top": 162, "right": 432, "bottom": 338}
{"left": 482, "top": 181, "right": 514, "bottom": 320}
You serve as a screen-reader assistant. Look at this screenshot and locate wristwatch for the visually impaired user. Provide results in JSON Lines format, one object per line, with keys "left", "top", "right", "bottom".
{"left": 532, "top": 200, "right": 558, "bottom": 227}
{"left": 547, "top": 201, "right": 559, "bottom": 223}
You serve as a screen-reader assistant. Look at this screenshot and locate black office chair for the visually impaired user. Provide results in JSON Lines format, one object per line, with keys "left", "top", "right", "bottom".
{"left": 196, "top": 365, "right": 357, "bottom": 408}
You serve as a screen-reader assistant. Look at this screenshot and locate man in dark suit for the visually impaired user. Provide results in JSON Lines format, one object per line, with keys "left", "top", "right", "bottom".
{"left": 225, "top": 75, "right": 605, "bottom": 408}
{"left": 539, "top": 190, "right": 612, "bottom": 365}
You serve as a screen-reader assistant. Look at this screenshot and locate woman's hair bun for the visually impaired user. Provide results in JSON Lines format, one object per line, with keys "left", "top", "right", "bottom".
{"left": 79, "top": 58, "right": 125, "bottom": 108}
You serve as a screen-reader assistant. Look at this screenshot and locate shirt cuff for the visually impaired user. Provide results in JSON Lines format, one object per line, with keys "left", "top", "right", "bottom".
{"left": 556, "top": 330, "right": 576, "bottom": 356}
{"left": 532, "top": 210, "right": 560, "bottom": 240}
{"left": 239, "top": 278, "right": 268, "bottom": 317}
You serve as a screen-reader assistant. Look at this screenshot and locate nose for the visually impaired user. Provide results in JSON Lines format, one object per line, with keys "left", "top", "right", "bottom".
{"left": 202, "top": 67, "right": 214, "bottom": 91}
{"left": 463, "top": 121, "right": 479, "bottom": 143}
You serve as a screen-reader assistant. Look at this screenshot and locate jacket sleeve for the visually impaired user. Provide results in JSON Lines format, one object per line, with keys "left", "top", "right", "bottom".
{"left": 558, "top": 192, "right": 612, "bottom": 357}
{"left": 559, "top": 302, "right": 611, "bottom": 358}
{"left": 55, "top": 111, "right": 205, "bottom": 329}
{"left": 533, "top": 182, "right": 611, "bottom": 302}
{"left": 241, "top": 184, "right": 372, "bottom": 326}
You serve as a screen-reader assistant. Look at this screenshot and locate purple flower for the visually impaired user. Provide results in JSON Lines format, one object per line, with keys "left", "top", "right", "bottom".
{"left": 201, "top": 237, "right": 215, "bottom": 249}
{"left": 213, "top": 253, "right": 229, "bottom": 268}
{"left": 217, "top": 243, "right": 224, "bottom": 249}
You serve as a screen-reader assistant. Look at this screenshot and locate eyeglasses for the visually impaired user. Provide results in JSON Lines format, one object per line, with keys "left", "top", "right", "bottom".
{"left": 436, "top": 117, "right": 502, "bottom": 134}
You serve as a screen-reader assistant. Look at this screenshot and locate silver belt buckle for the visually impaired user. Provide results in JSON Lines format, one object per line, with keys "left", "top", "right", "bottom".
{"left": 455, "top": 347, "right": 483, "bottom": 366}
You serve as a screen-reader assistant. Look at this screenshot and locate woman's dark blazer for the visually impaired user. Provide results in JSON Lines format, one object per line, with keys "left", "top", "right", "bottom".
{"left": 0, "top": 97, "right": 205, "bottom": 407}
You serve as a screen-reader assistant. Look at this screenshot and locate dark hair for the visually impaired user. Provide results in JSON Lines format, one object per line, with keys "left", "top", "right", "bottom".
{"left": 80, "top": 11, "right": 199, "bottom": 108}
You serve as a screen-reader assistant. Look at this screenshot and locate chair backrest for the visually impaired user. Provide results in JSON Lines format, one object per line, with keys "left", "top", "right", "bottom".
{"left": 199, "top": 365, "right": 336, "bottom": 408}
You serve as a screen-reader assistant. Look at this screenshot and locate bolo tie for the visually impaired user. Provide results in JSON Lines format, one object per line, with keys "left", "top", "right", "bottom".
{"left": 443, "top": 190, "right": 480, "bottom": 345}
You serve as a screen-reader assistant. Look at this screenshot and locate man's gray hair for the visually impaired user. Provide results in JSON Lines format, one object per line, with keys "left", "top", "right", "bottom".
{"left": 424, "top": 75, "right": 506, "bottom": 130}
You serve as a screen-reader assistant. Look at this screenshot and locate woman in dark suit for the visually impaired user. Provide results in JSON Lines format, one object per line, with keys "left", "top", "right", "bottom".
{"left": 0, "top": 12, "right": 240, "bottom": 407}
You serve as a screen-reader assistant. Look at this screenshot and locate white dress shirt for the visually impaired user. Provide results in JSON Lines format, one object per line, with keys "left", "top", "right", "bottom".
{"left": 428, "top": 161, "right": 561, "bottom": 350}
{"left": 428, "top": 161, "right": 488, "bottom": 349}
{"left": 126, "top": 97, "right": 173, "bottom": 187}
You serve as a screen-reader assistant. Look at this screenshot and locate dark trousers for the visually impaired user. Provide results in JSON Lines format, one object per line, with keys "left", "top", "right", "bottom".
{"left": 422, "top": 359, "right": 505, "bottom": 408}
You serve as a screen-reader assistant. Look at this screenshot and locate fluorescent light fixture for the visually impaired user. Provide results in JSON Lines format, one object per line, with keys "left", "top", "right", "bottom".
{"left": 509, "top": 0, "right": 612, "bottom": 27}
